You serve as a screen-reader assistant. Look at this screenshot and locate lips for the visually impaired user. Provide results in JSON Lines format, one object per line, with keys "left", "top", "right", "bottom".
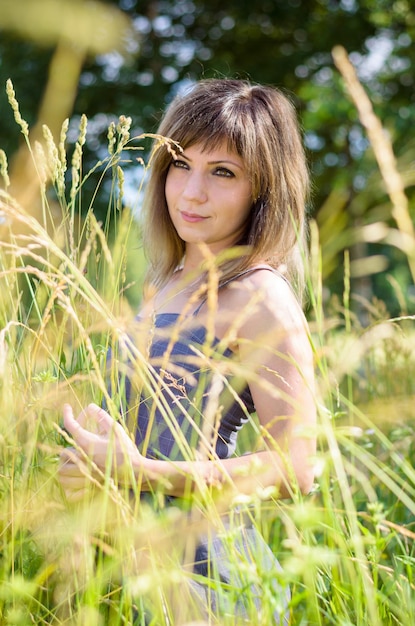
{"left": 180, "top": 211, "right": 208, "bottom": 223}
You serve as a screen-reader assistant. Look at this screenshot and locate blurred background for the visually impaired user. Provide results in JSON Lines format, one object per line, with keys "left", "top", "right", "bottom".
{"left": 0, "top": 0, "right": 414, "bottom": 316}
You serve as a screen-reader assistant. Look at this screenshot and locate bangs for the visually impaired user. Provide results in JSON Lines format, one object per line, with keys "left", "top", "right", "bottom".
{"left": 169, "top": 112, "right": 249, "bottom": 158}
{"left": 159, "top": 85, "right": 257, "bottom": 158}
{"left": 160, "top": 99, "right": 260, "bottom": 193}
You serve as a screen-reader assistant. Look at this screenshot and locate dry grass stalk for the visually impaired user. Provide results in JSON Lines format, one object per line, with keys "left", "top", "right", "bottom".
{"left": 332, "top": 45, "right": 415, "bottom": 280}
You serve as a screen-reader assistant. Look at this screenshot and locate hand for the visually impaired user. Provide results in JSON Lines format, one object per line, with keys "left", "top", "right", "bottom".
{"left": 61, "top": 403, "right": 144, "bottom": 483}
{"left": 58, "top": 446, "right": 102, "bottom": 503}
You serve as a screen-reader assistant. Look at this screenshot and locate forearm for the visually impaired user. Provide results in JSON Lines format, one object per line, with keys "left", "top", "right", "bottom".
{"left": 134, "top": 447, "right": 314, "bottom": 499}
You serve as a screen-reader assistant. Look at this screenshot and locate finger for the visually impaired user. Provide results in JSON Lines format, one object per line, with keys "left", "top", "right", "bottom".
{"left": 60, "top": 446, "right": 83, "bottom": 464}
{"left": 59, "top": 453, "right": 100, "bottom": 474}
{"left": 58, "top": 459, "right": 102, "bottom": 486}
{"left": 65, "top": 491, "right": 85, "bottom": 503}
{"left": 58, "top": 459, "right": 92, "bottom": 479}
{"left": 85, "top": 403, "right": 115, "bottom": 436}
{"left": 63, "top": 404, "right": 101, "bottom": 452}
{"left": 74, "top": 404, "right": 92, "bottom": 428}
{"left": 59, "top": 474, "right": 87, "bottom": 489}
{"left": 63, "top": 404, "right": 102, "bottom": 437}
{"left": 64, "top": 488, "right": 94, "bottom": 504}
{"left": 87, "top": 404, "right": 134, "bottom": 449}
{"left": 58, "top": 461, "right": 84, "bottom": 477}
{"left": 63, "top": 404, "right": 81, "bottom": 437}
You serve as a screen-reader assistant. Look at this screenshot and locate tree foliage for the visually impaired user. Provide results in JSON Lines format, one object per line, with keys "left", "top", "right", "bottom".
{"left": 0, "top": 0, "right": 414, "bottom": 311}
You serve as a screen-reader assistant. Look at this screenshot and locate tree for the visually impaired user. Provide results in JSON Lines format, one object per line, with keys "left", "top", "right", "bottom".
{"left": 0, "top": 0, "right": 414, "bottom": 313}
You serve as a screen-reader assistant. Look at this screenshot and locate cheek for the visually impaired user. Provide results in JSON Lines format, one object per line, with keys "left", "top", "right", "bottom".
{"left": 164, "top": 173, "right": 172, "bottom": 202}
{"left": 235, "top": 195, "right": 253, "bottom": 224}
{"left": 235, "top": 183, "right": 253, "bottom": 216}
{"left": 164, "top": 174, "right": 176, "bottom": 213}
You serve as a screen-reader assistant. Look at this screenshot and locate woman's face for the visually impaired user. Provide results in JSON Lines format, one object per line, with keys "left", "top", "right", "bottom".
{"left": 165, "top": 140, "right": 253, "bottom": 255}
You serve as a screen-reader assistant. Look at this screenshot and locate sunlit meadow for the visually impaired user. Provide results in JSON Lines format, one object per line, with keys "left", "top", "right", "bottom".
{"left": 1, "top": 63, "right": 415, "bottom": 626}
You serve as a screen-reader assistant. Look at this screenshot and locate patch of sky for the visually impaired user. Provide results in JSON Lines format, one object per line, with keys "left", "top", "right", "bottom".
{"left": 304, "top": 132, "right": 325, "bottom": 151}
{"left": 398, "top": 107, "right": 411, "bottom": 119}
{"left": 80, "top": 72, "right": 96, "bottom": 87}
{"left": 397, "top": 33, "right": 411, "bottom": 48}
{"left": 295, "top": 65, "right": 309, "bottom": 78}
{"left": 181, "top": 13, "right": 196, "bottom": 26}
{"left": 119, "top": 0, "right": 137, "bottom": 10}
{"left": 169, "top": 0, "right": 196, "bottom": 18}
{"left": 95, "top": 51, "right": 125, "bottom": 82}
{"left": 168, "top": 77, "right": 196, "bottom": 101}
{"left": 340, "top": 0, "right": 357, "bottom": 12}
{"left": 160, "top": 40, "right": 197, "bottom": 65}
{"left": 124, "top": 32, "right": 140, "bottom": 56}
{"left": 133, "top": 16, "right": 152, "bottom": 35}
{"left": 197, "top": 46, "right": 212, "bottom": 61}
{"left": 152, "top": 15, "right": 172, "bottom": 36}
{"left": 357, "top": 32, "right": 395, "bottom": 81}
{"left": 136, "top": 71, "right": 154, "bottom": 87}
{"left": 221, "top": 16, "right": 235, "bottom": 30}
{"left": 119, "top": 161, "right": 148, "bottom": 216}
{"left": 209, "top": 26, "right": 223, "bottom": 40}
{"left": 353, "top": 173, "right": 367, "bottom": 191}
{"left": 176, "top": 41, "right": 198, "bottom": 65}
{"left": 324, "top": 152, "right": 339, "bottom": 167}
{"left": 313, "top": 67, "right": 333, "bottom": 85}
{"left": 389, "top": 55, "right": 411, "bottom": 72}
{"left": 67, "top": 113, "right": 119, "bottom": 153}
{"left": 161, "top": 66, "right": 179, "bottom": 83}
{"left": 172, "top": 24, "right": 186, "bottom": 37}
{"left": 349, "top": 125, "right": 369, "bottom": 159}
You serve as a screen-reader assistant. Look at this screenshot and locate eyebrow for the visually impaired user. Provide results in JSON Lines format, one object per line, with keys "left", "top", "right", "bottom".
{"left": 209, "top": 160, "right": 244, "bottom": 170}
{"left": 180, "top": 153, "right": 244, "bottom": 170}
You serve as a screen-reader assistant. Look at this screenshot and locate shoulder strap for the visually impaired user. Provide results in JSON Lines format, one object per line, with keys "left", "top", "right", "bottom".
{"left": 193, "top": 265, "right": 287, "bottom": 316}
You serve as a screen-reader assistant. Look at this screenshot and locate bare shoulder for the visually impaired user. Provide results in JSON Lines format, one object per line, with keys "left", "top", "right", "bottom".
{"left": 219, "top": 268, "right": 312, "bottom": 368}
{"left": 226, "top": 267, "right": 307, "bottom": 332}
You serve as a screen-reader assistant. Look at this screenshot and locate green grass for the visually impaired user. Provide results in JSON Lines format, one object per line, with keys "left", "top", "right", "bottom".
{"left": 1, "top": 85, "right": 415, "bottom": 625}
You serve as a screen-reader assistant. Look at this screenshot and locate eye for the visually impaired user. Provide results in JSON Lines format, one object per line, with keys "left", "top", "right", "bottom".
{"left": 171, "top": 159, "right": 189, "bottom": 170}
{"left": 214, "top": 167, "right": 234, "bottom": 178}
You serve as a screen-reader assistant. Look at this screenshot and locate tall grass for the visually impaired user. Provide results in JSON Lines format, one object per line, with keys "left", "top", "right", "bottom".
{"left": 1, "top": 75, "right": 415, "bottom": 626}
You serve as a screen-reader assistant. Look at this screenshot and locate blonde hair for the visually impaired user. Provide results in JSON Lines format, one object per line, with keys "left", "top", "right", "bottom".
{"left": 141, "top": 78, "right": 310, "bottom": 298}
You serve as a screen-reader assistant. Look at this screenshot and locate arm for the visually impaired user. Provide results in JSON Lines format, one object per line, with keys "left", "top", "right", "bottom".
{"left": 144, "top": 270, "right": 317, "bottom": 497}
{"left": 233, "top": 272, "right": 317, "bottom": 496}
{"left": 59, "top": 273, "right": 316, "bottom": 501}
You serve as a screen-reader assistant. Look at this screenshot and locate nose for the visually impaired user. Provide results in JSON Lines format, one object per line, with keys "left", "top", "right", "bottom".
{"left": 182, "top": 171, "right": 207, "bottom": 203}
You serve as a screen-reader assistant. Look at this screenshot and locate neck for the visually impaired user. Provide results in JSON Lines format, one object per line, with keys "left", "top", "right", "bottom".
{"left": 182, "top": 240, "right": 242, "bottom": 272}
{"left": 180, "top": 243, "right": 214, "bottom": 276}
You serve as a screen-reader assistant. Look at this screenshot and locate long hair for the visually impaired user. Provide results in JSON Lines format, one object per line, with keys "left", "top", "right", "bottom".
{"left": 141, "top": 78, "right": 310, "bottom": 299}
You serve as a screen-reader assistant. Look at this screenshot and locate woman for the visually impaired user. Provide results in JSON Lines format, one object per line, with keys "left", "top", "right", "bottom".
{"left": 59, "top": 79, "right": 316, "bottom": 624}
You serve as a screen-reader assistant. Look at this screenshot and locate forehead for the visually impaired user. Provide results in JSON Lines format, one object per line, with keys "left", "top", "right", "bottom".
{"left": 182, "top": 139, "right": 246, "bottom": 165}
